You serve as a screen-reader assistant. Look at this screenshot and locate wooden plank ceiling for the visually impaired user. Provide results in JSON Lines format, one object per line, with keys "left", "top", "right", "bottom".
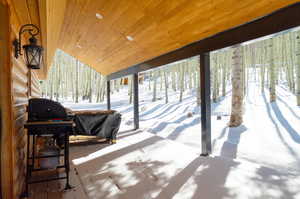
{"left": 57, "top": 0, "right": 299, "bottom": 75}
{"left": 8, "top": 0, "right": 300, "bottom": 77}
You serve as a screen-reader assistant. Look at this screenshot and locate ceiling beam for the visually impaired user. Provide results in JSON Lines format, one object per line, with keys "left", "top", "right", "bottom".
{"left": 107, "top": 2, "right": 300, "bottom": 80}
{"left": 38, "top": 0, "right": 67, "bottom": 80}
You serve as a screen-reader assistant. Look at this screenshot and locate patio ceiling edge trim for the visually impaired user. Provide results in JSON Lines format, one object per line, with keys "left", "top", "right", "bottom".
{"left": 107, "top": 2, "right": 300, "bottom": 80}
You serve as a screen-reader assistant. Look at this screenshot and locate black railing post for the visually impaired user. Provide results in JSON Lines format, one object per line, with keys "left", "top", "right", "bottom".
{"left": 107, "top": 80, "right": 111, "bottom": 110}
{"left": 200, "top": 53, "right": 211, "bottom": 156}
{"left": 133, "top": 73, "right": 139, "bottom": 129}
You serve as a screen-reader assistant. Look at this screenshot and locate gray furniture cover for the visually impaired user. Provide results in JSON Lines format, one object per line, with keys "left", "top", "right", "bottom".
{"left": 72, "top": 110, "right": 121, "bottom": 141}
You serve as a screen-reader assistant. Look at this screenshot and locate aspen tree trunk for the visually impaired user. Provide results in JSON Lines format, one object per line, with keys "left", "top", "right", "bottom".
{"left": 172, "top": 68, "right": 176, "bottom": 91}
{"left": 217, "top": 55, "right": 221, "bottom": 98}
{"left": 100, "top": 76, "right": 106, "bottom": 102}
{"left": 193, "top": 62, "right": 197, "bottom": 89}
{"left": 289, "top": 33, "right": 296, "bottom": 94}
{"left": 93, "top": 72, "right": 98, "bottom": 99}
{"left": 111, "top": 79, "right": 114, "bottom": 94}
{"left": 196, "top": 57, "right": 201, "bottom": 106}
{"left": 226, "top": 50, "right": 231, "bottom": 83}
{"left": 75, "top": 60, "right": 79, "bottom": 103}
{"left": 188, "top": 62, "right": 193, "bottom": 89}
{"left": 127, "top": 77, "right": 131, "bottom": 95}
{"left": 83, "top": 68, "right": 88, "bottom": 99}
{"left": 71, "top": 59, "right": 75, "bottom": 101}
{"left": 242, "top": 46, "right": 247, "bottom": 96}
{"left": 88, "top": 68, "right": 92, "bottom": 102}
{"left": 50, "top": 70, "right": 54, "bottom": 100}
{"left": 164, "top": 71, "right": 168, "bottom": 104}
{"left": 129, "top": 76, "right": 133, "bottom": 104}
{"left": 279, "top": 36, "right": 284, "bottom": 82}
{"left": 182, "top": 63, "right": 186, "bottom": 92}
{"left": 152, "top": 71, "right": 157, "bottom": 102}
{"left": 269, "top": 38, "right": 276, "bottom": 102}
{"left": 212, "top": 53, "right": 218, "bottom": 102}
{"left": 116, "top": 79, "right": 120, "bottom": 92}
{"left": 296, "top": 32, "right": 300, "bottom": 105}
{"left": 274, "top": 37, "right": 279, "bottom": 85}
{"left": 282, "top": 35, "right": 290, "bottom": 89}
{"left": 284, "top": 35, "right": 294, "bottom": 92}
{"left": 251, "top": 44, "right": 256, "bottom": 81}
{"left": 63, "top": 55, "right": 68, "bottom": 100}
{"left": 222, "top": 52, "right": 227, "bottom": 97}
{"left": 96, "top": 75, "right": 102, "bottom": 102}
{"left": 229, "top": 45, "right": 244, "bottom": 127}
{"left": 160, "top": 70, "right": 163, "bottom": 91}
{"left": 260, "top": 42, "right": 266, "bottom": 92}
{"left": 56, "top": 55, "right": 61, "bottom": 101}
{"left": 179, "top": 63, "right": 185, "bottom": 102}
{"left": 148, "top": 72, "right": 152, "bottom": 91}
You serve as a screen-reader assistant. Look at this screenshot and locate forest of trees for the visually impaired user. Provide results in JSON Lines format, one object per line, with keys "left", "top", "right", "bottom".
{"left": 41, "top": 29, "right": 300, "bottom": 127}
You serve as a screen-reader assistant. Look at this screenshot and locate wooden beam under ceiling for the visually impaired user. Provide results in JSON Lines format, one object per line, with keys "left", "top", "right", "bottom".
{"left": 38, "top": 0, "right": 67, "bottom": 80}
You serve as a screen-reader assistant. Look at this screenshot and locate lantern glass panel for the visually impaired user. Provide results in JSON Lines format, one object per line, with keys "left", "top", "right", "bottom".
{"left": 23, "top": 44, "right": 43, "bottom": 69}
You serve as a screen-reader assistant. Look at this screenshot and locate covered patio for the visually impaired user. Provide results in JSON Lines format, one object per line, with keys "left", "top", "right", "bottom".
{"left": 1, "top": 0, "right": 300, "bottom": 199}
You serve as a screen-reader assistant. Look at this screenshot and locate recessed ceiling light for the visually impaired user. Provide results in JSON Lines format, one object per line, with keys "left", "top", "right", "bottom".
{"left": 126, "top": 36, "right": 134, "bottom": 41}
{"left": 96, "top": 13, "right": 103, "bottom": 19}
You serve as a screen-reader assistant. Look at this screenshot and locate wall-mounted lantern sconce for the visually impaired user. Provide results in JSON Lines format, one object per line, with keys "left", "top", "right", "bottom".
{"left": 13, "top": 24, "right": 43, "bottom": 69}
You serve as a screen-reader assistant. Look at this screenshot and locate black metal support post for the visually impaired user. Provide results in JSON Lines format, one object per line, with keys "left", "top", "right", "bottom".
{"left": 200, "top": 53, "right": 211, "bottom": 156}
{"left": 107, "top": 80, "right": 111, "bottom": 110}
{"left": 133, "top": 73, "right": 139, "bottom": 130}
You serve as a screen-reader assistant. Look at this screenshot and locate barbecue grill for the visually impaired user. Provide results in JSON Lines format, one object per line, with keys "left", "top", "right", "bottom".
{"left": 23, "top": 98, "right": 121, "bottom": 197}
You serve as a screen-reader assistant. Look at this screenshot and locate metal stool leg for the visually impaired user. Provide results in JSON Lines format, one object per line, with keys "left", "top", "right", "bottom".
{"left": 21, "top": 134, "right": 31, "bottom": 198}
{"left": 64, "top": 131, "right": 71, "bottom": 190}
{"left": 32, "top": 134, "right": 35, "bottom": 171}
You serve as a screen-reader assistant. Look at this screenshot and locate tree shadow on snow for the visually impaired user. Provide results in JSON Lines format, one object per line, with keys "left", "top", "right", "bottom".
{"left": 212, "top": 127, "right": 228, "bottom": 149}
{"left": 250, "top": 166, "right": 299, "bottom": 199}
{"left": 148, "top": 95, "right": 228, "bottom": 140}
{"left": 270, "top": 100, "right": 300, "bottom": 144}
{"left": 262, "top": 93, "right": 300, "bottom": 162}
{"left": 219, "top": 125, "right": 247, "bottom": 159}
{"left": 276, "top": 95, "right": 300, "bottom": 120}
{"left": 140, "top": 100, "right": 194, "bottom": 121}
{"left": 167, "top": 117, "right": 200, "bottom": 140}
{"left": 149, "top": 114, "right": 188, "bottom": 134}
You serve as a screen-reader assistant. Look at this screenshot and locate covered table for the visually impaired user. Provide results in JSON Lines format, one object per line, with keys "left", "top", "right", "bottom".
{"left": 71, "top": 110, "right": 121, "bottom": 143}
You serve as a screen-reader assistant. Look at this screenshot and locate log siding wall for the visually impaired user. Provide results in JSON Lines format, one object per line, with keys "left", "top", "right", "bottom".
{"left": 1, "top": 1, "right": 41, "bottom": 198}
{"left": 11, "top": 40, "right": 41, "bottom": 199}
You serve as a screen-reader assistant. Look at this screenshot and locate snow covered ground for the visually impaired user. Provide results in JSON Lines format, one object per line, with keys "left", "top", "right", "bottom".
{"left": 64, "top": 81, "right": 300, "bottom": 171}
{"left": 63, "top": 80, "right": 300, "bottom": 198}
